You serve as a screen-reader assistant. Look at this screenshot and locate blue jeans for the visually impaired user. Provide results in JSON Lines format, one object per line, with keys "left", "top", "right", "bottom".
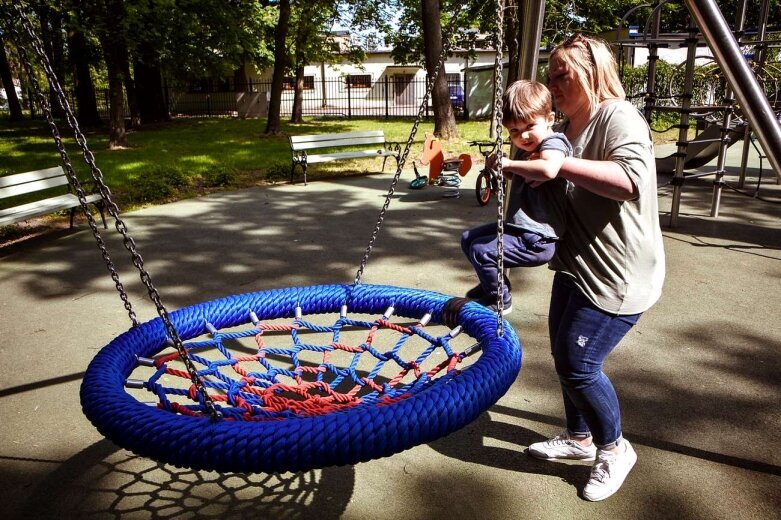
{"left": 549, "top": 272, "right": 641, "bottom": 448}
{"left": 461, "top": 223, "right": 555, "bottom": 301}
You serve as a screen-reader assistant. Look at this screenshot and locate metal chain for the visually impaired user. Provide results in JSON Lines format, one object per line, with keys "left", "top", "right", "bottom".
{"left": 492, "top": 0, "right": 506, "bottom": 336}
{"left": 8, "top": 4, "right": 221, "bottom": 420}
{"left": 353, "top": 10, "right": 464, "bottom": 286}
{"left": 3, "top": 14, "right": 139, "bottom": 327}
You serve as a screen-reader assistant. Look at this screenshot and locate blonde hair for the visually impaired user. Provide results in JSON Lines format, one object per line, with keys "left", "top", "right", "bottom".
{"left": 502, "top": 80, "right": 552, "bottom": 126}
{"left": 550, "top": 34, "right": 625, "bottom": 109}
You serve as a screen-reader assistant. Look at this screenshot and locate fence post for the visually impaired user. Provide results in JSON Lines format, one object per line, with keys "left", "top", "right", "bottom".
{"left": 347, "top": 79, "right": 352, "bottom": 119}
{"left": 385, "top": 75, "right": 389, "bottom": 119}
{"left": 463, "top": 73, "right": 469, "bottom": 121}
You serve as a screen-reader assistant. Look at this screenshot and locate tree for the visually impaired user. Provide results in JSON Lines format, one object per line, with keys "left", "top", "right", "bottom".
{"left": 0, "top": 35, "right": 24, "bottom": 121}
{"left": 422, "top": 0, "right": 457, "bottom": 139}
{"left": 86, "top": 0, "right": 129, "bottom": 148}
{"left": 35, "top": 3, "right": 66, "bottom": 119}
{"left": 65, "top": 22, "right": 101, "bottom": 126}
{"left": 265, "top": 0, "right": 291, "bottom": 135}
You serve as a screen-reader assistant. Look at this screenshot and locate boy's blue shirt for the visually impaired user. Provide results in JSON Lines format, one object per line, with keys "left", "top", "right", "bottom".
{"left": 505, "top": 132, "right": 573, "bottom": 240}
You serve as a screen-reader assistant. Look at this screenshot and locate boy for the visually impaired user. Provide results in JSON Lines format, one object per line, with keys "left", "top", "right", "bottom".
{"left": 461, "top": 80, "right": 572, "bottom": 314}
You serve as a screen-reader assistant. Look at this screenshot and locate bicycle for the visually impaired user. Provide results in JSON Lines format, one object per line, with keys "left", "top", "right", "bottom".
{"left": 469, "top": 140, "right": 508, "bottom": 206}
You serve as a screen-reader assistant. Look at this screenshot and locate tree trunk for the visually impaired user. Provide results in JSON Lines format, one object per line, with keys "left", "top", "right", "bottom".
{"left": 233, "top": 66, "right": 247, "bottom": 91}
{"left": 0, "top": 36, "right": 24, "bottom": 121}
{"left": 67, "top": 28, "right": 101, "bottom": 126}
{"left": 505, "top": 0, "right": 521, "bottom": 84}
{"left": 99, "top": 36, "right": 128, "bottom": 148}
{"left": 265, "top": 0, "right": 291, "bottom": 135}
{"left": 36, "top": 5, "right": 66, "bottom": 119}
{"left": 291, "top": 64, "right": 304, "bottom": 123}
{"left": 135, "top": 57, "right": 170, "bottom": 123}
{"left": 421, "top": 0, "right": 457, "bottom": 139}
{"left": 119, "top": 42, "right": 141, "bottom": 128}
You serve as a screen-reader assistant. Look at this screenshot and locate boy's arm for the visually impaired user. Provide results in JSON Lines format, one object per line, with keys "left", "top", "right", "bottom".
{"left": 501, "top": 148, "right": 567, "bottom": 183}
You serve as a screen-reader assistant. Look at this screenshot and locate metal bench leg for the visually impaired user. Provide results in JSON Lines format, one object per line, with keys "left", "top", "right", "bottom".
{"left": 97, "top": 202, "right": 107, "bottom": 229}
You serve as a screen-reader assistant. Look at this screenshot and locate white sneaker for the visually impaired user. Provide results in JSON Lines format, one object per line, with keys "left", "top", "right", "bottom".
{"left": 582, "top": 439, "right": 638, "bottom": 502}
{"left": 527, "top": 432, "right": 597, "bottom": 461}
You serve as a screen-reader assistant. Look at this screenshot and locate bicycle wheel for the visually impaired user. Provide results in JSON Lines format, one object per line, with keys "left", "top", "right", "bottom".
{"left": 475, "top": 169, "right": 493, "bottom": 206}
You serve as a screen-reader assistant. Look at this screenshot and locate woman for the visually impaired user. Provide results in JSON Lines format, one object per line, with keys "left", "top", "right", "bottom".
{"left": 509, "top": 34, "right": 665, "bottom": 501}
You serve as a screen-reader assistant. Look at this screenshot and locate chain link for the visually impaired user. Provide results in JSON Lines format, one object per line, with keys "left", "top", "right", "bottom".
{"left": 492, "top": 0, "right": 506, "bottom": 336}
{"left": 6, "top": 4, "right": 221, "bottom": 420}
{"left": 353, "top": 10, "right": 464, "bottom": 286}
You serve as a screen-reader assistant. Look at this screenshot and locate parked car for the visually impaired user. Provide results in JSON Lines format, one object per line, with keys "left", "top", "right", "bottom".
{"left": 449, "top": 84, "right": 464, "bottom": 107}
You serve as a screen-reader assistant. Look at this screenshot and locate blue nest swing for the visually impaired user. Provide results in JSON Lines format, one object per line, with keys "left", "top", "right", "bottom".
{"left": 81, "top": 284, "right": 521, "bottom": 473}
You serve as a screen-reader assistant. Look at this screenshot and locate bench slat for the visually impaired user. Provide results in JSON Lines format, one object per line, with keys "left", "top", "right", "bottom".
{"left": 0, "top": 175, "right": 70, "bottom": 199}
{"left": 0, "top": 193, "right": 102, "bottom": 226}
{"left": 306, "top": 149, "right": 399, "bottom": 164}
{"left": 0, "top": 166, "right": 65, "bottom": 189}
{"left": 291, "top": 135, "right": 387, "bottom": 151}
{"left": 289, "top": 130, "right": 385, "bottom": 145}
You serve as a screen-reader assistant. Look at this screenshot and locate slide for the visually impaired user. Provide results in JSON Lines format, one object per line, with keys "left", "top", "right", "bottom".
{"left": 656, "top": 122, "right": 745, "bottom": 174}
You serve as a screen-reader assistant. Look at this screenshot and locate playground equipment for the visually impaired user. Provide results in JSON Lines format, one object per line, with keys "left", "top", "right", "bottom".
{"left": 615, "top": 0, "right": 781, "bottom": 226}
{"left": 2, "top": 0, "right": 517, "bottom": 474}
{"left": 409, "top": 133, "right": 472, "bottom": 198}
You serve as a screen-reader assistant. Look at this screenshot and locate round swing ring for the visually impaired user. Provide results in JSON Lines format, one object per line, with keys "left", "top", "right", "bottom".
{"left": 80, "top": 284, "right": 522, "bottom": 474}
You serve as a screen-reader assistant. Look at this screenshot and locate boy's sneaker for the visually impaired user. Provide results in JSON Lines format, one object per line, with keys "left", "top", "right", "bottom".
{"left": 582, "top": 440, "right": 638, "bottom": 502}
{"left": 465, "top": 276, "right": 512, "bottom": 300}
{"left": 527, "top": 431, "right": 597, "bottom": 461}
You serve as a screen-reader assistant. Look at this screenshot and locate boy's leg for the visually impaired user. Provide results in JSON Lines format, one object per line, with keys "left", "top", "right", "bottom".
{"left": 461, "top": 223, "right": 497, "bottom": 259}
{"left": 466, "top": 231, "right": 554, "bottom": 302}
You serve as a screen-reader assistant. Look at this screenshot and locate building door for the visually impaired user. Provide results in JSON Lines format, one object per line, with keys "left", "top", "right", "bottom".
{"left": 394, "top": 74, "right": 414, "bottom": 105}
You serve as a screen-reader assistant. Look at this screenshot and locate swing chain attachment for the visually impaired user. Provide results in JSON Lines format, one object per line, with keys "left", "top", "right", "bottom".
{"left": 353, "top": 9, "right": 465, "bottom": 287}
{"left": 6, "top": 4, "right": 222, "bottom": 421}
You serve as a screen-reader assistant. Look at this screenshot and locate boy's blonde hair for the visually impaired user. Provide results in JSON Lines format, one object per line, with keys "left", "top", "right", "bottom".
{"left": 550, "top": 33, "right": 625, "bottom": 110}
{"left": 502, "top": 80, "right": 552, "bottom": 126}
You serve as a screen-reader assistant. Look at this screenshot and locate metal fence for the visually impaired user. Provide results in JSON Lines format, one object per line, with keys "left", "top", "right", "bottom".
{"left": 7, "top": 76, "right": 468, "bottom": 121}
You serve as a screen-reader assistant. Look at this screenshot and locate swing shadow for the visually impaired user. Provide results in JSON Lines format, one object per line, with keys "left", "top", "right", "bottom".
{"left": 20, "top": 439, "right": 356, "bottom": 520}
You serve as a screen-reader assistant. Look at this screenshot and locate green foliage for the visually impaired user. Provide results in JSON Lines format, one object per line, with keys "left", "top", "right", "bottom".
{"left": 127, "top": 164, "right": 188, "bottom": 204}
{"left": 264, "top": 162, "right": 292, "bottom": 182}
{"left": 200, "top": 166, "right": 239, "bottom": 188}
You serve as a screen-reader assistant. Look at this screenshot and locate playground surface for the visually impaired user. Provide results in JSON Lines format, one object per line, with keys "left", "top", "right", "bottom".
{"left": 0, "top": 142, "right": 779, "bottom": 519}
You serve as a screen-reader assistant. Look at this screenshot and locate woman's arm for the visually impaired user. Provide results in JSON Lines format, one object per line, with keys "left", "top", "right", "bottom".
{"left": 557, "top": 156, "right": 638, "bottom": 201}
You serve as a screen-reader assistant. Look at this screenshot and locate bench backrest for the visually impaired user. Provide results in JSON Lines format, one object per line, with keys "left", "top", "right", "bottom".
{"left": 290, "top": 130, "right": 386, "bottom": 151}
{"left": 0, "top": 166, "right": 68, "bottom": 200}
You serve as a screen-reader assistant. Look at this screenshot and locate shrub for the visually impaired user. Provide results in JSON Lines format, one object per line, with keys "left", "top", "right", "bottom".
{"left": 127, "top": 165, "right": 188, "bottom": 203}
{"left": 202, "top": 166, "right": 238, "bottom": 188}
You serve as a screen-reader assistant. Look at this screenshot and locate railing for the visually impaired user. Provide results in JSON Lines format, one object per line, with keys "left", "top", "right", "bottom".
{"left": 8, "top": 76, "right": 468, "bottom": 121}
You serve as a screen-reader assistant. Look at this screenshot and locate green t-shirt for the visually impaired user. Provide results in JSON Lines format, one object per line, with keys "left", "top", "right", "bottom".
{"left": 550, "top": 100, "right": 666, "bottom": 314}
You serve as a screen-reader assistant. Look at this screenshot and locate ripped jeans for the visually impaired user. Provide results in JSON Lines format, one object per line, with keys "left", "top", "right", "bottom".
{"left": 549, "top": 272, "right": 642, "bottom": 448}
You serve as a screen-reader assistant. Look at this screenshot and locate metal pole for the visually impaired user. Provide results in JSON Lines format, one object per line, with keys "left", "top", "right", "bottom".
{"left": 517, "top": 0, "right": 545, "bottom": 81}
{"left": 684, "top": 0, "right": 781, "bottom": 186}
{"left": 737, "top": 0, "right": 766, "bottom": 188}
{"left": 668, "top": 19, "right": 699, "bottom": 228}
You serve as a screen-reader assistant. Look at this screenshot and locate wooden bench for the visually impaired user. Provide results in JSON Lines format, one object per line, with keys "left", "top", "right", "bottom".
{"left": 0, "top": 166, "right": 106, "bottom": 229}
{"left": 289, "top": 130, "right": 400, "bottom": 184}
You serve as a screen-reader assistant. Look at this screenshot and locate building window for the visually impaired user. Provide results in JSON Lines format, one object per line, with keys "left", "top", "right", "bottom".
{"left": 283, "top": 76, "right": 315, "bottom": 90}
{"left": 346, "top": 74, "right": 372, "bottom": 89}
{"left": 446, "top": 73, "right": 461, "bottom": 84}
